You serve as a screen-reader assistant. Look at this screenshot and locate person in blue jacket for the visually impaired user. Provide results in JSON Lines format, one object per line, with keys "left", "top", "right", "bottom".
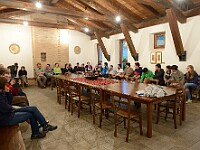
{"left": 0, "top": 76, "right": 57, "bottom": 139}
{"left": 101, "top": 62, "right": 109, "bottom": 77}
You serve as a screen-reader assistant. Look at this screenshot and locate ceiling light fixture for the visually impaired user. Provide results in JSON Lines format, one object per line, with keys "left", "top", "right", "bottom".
{"left": 115, "top": 16, "right": 121, "bottom": 22}
{"left": 35, "top": 1, "right": 42, "bottom": 9}
{"left": 84, "top": 27, "right": 89, "bottom": 32}
{"left": 23, "top": 21, "right": 28, "bottom": 26}
{"left": 85, "top": 17, "right": 89, "bottom": 20}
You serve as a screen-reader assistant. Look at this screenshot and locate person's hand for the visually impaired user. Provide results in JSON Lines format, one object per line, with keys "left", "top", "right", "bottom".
{"left": 4, "top": 86, "right": 10, "bottom": 92}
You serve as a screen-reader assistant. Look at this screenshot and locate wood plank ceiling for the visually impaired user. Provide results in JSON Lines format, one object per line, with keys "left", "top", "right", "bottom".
{"left": 0, "top": 0, "right": 200, "bottom": 39}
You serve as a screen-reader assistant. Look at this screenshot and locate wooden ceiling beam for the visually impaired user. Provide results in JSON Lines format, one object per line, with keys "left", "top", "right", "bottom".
{"left": 184, "top": 6, "right": 200, "bottom": 17}
{"left": 120, "top": 23, "right": 138, "bottom": 61}
{"left": 0, "top": 0, "right": 107, "bottom": 21}
{"left": 166, "top": 8, "right": 184, "bottom": 57}
{"left": 94, "top": 32, "right": 110, "bottom": 61}
{"left": 0, "top": 18, "right": 76, "bottom": 29}
{"left": 0, "top": 10, "right": 33, "bottom": 18}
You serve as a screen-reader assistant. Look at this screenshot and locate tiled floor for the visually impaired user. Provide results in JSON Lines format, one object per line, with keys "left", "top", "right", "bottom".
{"left": 21, "top": 86, "right": 200, "bottom": 150}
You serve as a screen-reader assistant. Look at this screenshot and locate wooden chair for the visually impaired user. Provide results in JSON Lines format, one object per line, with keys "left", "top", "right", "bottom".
{"left": 111, "top": 92, "right": 143, "bottom": 142}
{"left": 91, "top": 88, "right": 112, "bottom": 128}
{"left": 63, "top": 80, "right": 70, "bottom": 111}
{"left": 69, "top": 81, "right": 91, "bottom": 118}
{"left": 190, "top": 75, "right": 200, "bottom": 101}
{"left": 55, "top": 78, "right": 65, "bottom": 104}
{"left": 156, "top": 88, "right": 186, "bottom": 129}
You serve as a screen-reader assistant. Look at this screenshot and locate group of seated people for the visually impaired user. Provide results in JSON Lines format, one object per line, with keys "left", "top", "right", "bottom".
{"left": 0, "top": 66, "right": 57, "bottom": 139}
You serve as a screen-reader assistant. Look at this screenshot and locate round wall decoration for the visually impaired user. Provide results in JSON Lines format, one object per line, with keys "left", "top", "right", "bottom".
{"left": 9, "top": 43, "right": 20, "bottom": 54}
{"left": 74, "top": 46, "right": 81, "bottom": 54}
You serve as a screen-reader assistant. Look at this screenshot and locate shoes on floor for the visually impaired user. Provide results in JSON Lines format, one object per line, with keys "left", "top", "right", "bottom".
{"left": 186, "top": 99, "right": 192, "bottom": 104}
{"left": 43, "top": 124, "right": 57, "bottom": 133}
{"left": 31, "top": 132, "right": 46, "bottom": 139}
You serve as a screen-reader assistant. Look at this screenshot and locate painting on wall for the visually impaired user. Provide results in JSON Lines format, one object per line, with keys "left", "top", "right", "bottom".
{"left": 150, "top": 53, "right": 156, "bottom": 64}
{"left": 154, "top": 32, "right": 165, "bottom": 49}
{"left": 156, "top": 52, "right": 162, "bottom": 64}
{"left": 41, "top": 52, "right": 46, "bottom": 62}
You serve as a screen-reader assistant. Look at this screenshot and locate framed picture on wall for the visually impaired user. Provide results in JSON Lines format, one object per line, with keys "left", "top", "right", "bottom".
{"left": 41, "top": 52, "right": 46, "bottom": 62}
{"left": 156, "top": 52, "right": 162, "bottom": 64}
{"left": 154, "top": 32, "right": 165, "bottom": 49}
{"left": 150, "top": 53, "right": 156, "bottom": 64}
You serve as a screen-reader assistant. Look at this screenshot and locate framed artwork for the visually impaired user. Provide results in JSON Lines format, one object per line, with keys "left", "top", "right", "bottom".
{"left": 156, "top": 52, "right": 162, "bottom": 64}
{"left": 41, "top": 52, "right": 46, "bottom": 62}
{"left": 154, "top": 32, "right": 165, "bottom": 49}
{"left": 150, "top": 53, "right": 156, "bottom": 64}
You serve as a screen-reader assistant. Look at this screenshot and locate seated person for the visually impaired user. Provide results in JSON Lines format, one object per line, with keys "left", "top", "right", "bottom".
{"left": 131, "top": 62, "right": 142, "bottom": 82}
{"left": 79, "top": 63, "right": 85, "bottom": 74}
{"left": 108, "top": 65, "right": 116, "bottom": 77}
{"left": 44, "top": 64, "right": 53, "bottom": 79}
{"left": 140, "top": 68, "right": 154, "bottom": 84}
{"left": 68, "top": 63, "right": 74, "bottom": 73}
{"left": 62, "top": 63, "right": 69, "bottom": 75}
{"left": 164, "top": 65, "right": 171, "bottom": 85}
{"left": 85, "top": 62, "right": 93, "bottom": 72}
{"left": 0, "top": 76, "right": 57, "bottom": 139}
{"left": 101, "top": 62, "right": 109, "bottom": 77}
{"left": 112, "top": 64, "right": 124, "bottom": 79}
{"left": 18, "top": 66, "right": 28, "bottom": 87}
{"left": 166, "top": 65, "right": 184, "bottom": 87}
{"left": 53, "top": 63, "right": 62, "bottom": 75}
{"left": 35, "top": 63, "right": 47, "bottom": 88}
{"left": 93, "top": 64, "right": 101, "bottom": 75}
{"left": 123, "top": 62, "right": 134, "bottom": 80}
{"left": 184, "top": 65, "right": 199, "bottom": 103}
{"left": 149, "top": 64, "right": 165, "bottom": 85}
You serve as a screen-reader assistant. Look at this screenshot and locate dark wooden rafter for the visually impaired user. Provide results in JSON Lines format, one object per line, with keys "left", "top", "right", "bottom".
{"left": 0, "top": 18, "right": 75, "bottom": 29}
{"left": 166, "top": 8, "right": 185, "bottom": 58}
{"left": 94, "top": 32, "right": 110, "bottom": 61}
{"left": 120, "top": 23, "right": 138, "bottom": 61}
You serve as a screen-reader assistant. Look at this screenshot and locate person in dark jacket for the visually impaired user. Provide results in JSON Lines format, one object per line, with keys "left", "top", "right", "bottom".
{"left": 184, "top": 65, "right": 199, "bottom": 103}
{"left": 18, "top": 66, "right": 28, "bottom": 87}
{"left": 62, "top": 63, "right": 69, "bottom": 75}
{"left": 0, "top": 76, "right": 57, "bottom": 139}
{"left": 8, "top": 63, "right": 18, "bottom": 78}
{"left": 153, "top": 64, "right": 165, "bottom": 85}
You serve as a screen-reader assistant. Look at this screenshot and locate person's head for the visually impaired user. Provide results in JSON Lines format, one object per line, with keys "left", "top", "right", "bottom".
{"left": 186, "top": 65, "right": 194, "bottom": 73}
{"left": 37, "top": 63, "right": 42, "bottom": 68}
{"left": 104, "top": 62, "right": 108, "bottom": 66}
{"left": 0, "top": 69, "right": 11, "bottom": 82}
{"left": 126, "top": 63, "right": 130, "bottom": 69}
{"left": 46, "top": 64, "right": 51, "bottom": 69}
{"left": 76, "top": 62, "right": 79, "bottom": 66}
{"left": 142, "top": 68, "right": 148, "bottom": 74}
{"left": 65, "top": 63, "right": 68, "bottom": 69}
{"left": 55, "top": 63, "right": 59, "bottom": 67}
{"left": 87, "top": 62, "right": 90, "bottom": 65}
{"left": 0, "top": 64, "right": 4, "bottom": 69}
{"left": 117, "top": 64, "right": 121, "bottom": 69}
{"left": 14, "top": 63, "right": 18, "bottom": 66}
{"left": 69, "top": 63, "right": 72, "bottom": 67}
{"left": 171, "top": 65, "right": 178, "bottom": 73}
{"left": 0, "top": 77, "right": 8, "bottom": 91}
{"left": 109, "top": 65, "right": 113, "bottom": 70}
{"left": 155, "top": 63, "right": 161, "bottom": 71}
{"left": 21, "top": 66, "right": 25, "bottom": 70}
{"left": 166, "top": 65, "right": 171, "bottom": 72}
{"left": 134, "top": 62, "right": 140, "bottom": 69}
{"left": 81, "top": 63, "right": 84, "bottom": 67}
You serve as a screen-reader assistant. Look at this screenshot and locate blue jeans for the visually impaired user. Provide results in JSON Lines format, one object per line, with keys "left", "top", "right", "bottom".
{"left": 6, "top": 106, "right": 48, "bottom": 135}
{"left": 184, "top": 83, "right": 198, "bottom": 100}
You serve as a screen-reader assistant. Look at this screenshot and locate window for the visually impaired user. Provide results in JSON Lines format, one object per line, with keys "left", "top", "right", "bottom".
{"left": 119, "top": 39, "right": 128, "bottom": 69}
{"left": 97, "top": 44, "right": 103, "bottom": 65}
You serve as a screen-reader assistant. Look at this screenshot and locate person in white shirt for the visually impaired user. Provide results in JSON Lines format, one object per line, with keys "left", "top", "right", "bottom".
{"left": 112, "top": 64, "right": 124, "bottom": 79}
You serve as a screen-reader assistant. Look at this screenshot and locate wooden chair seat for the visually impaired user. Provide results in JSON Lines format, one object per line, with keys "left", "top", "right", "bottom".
{"left": 116, "top": 109, "right": 141, "bottom": 118}
{"left": 95, "top": 101, "right": 112, "bottom": 109}
{"left": 73, "top": 95, "right": 91, "bottom": 101}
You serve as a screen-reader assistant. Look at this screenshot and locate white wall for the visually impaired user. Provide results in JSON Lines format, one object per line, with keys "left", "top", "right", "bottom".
{"left": 0, "top": 23, "right": 34, "bottom": 77}
{"left": 88, "top": 15, "right": 200, "bottom": 74}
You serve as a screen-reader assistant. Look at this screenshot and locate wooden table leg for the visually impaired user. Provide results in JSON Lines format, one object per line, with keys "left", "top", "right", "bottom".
{"left": 146, "top": 103, "right": 153, "bottom": 138}
{"left": 182, "top": 96, "right": 186, "bottom": 121}
{"left": 51, "top": 77, "right": 53, "bottom": 90}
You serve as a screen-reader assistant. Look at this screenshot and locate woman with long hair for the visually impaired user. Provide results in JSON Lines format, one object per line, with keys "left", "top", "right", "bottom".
{"left": 184, "top": 65, "right": 199, "bottom": 103}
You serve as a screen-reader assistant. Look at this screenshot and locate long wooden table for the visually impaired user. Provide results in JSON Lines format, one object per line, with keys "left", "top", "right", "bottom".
{"left": 53, "top": 74, "right": 185, "bottom": 138}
